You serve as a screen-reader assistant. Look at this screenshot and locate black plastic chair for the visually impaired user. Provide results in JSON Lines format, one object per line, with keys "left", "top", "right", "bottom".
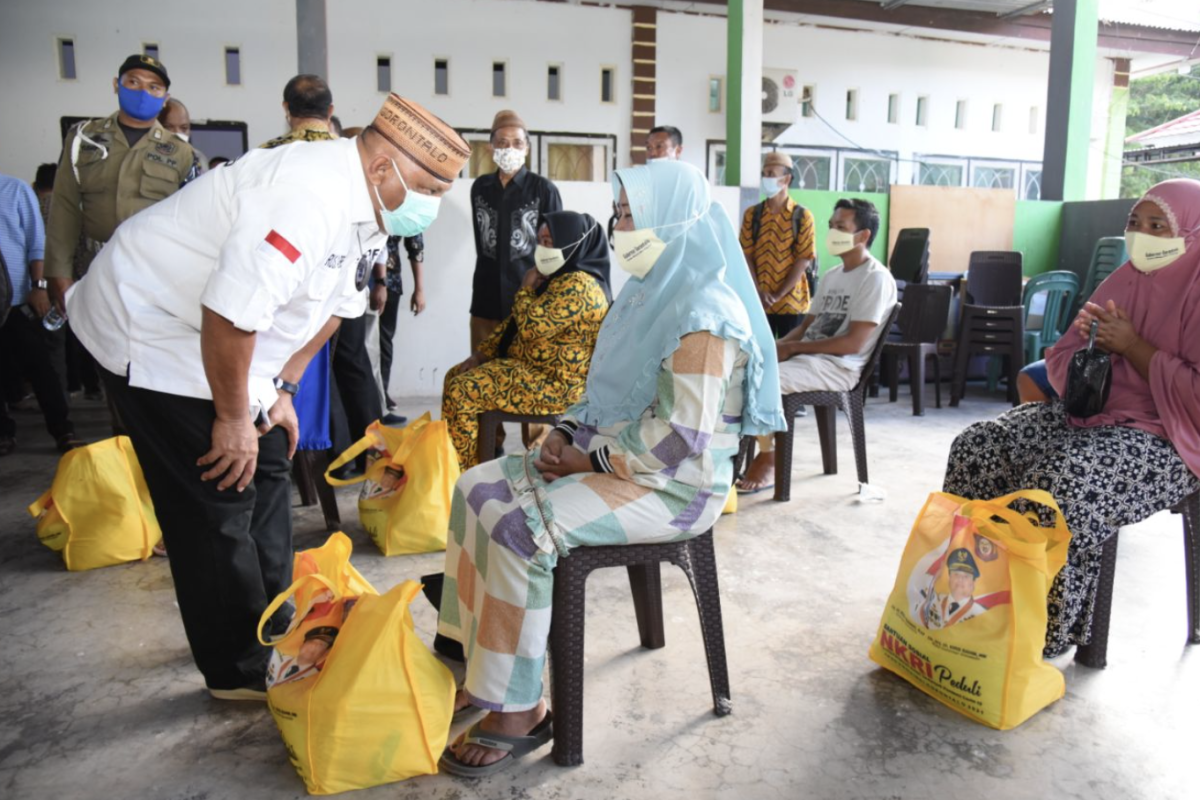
{"left": 746, "top": 304, "right": 900, "bottom": 502}
{"left": 889, "top": 228, "right": 931, "bottom": 286}
{"left": 477, "top": 410, "right": 561, "bottom": 465}
{"left": 293, "top": 450, "right": 341, "bottom": 532}
{"left": 882, "top": 284, "right": 952, "bottom": 416}
{"left": 1075, "top": 490, "right": 1200, "bottom": 668}
{"left": 549, "top": 528, "right": 731, "bottom": 765}
{"left": 950, "top": 251, "right": 1024, "bottom": 406}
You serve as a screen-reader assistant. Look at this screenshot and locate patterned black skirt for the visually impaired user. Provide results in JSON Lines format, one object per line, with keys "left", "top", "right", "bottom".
{"left": 943, "top": 401, "right": 1198, "bottom": 656}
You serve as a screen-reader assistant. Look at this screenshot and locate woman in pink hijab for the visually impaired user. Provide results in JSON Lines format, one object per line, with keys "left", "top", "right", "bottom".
{"left": 944, "top": 178, "right": 1200, "bottom": 659}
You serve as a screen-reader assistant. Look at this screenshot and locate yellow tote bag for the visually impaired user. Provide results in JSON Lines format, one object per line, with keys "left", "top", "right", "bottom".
{"left": 27, "top": 436, "right": 162, "bottom": 571}
{"left": 868, "top": 490, "right": 1072, "bottom": 730}
{"left": 260, "top": 579, "right": 455, "bottom": 794}
{"left": 325, "top": 413, "right": 459, "bottom": 556}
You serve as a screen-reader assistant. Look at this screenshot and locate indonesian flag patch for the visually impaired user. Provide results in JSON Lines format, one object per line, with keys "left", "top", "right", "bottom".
{"left": 257, "top": 229, "right": 301, "bottom": 263}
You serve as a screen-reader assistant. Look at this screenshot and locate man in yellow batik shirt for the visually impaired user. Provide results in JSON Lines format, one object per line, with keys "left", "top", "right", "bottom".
{"left": 739, "top": 150, "right": 815, "bottom": 340}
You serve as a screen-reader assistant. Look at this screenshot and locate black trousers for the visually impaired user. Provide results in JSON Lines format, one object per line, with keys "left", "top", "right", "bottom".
{"left": 767, "top": 313, "right": 801, "bottom": 340}
{"left": 331, "top": 314, "right": 383, "bottom": 467}
{"left": 0, "top": 307, "right": 73, "bottom": 441}
{"left": 100, "top": 368, "right": 293, "bottom": 690}
{"left": 66, "top": 322, "right": 100, "bottom": 393}
{"left": 378, "top": 290, "right": 401, "bottom": 397}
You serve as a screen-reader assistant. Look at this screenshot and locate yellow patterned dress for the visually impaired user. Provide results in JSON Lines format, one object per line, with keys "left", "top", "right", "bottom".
{"left": 441, "top": 270, "right": 608, "bottom": 469}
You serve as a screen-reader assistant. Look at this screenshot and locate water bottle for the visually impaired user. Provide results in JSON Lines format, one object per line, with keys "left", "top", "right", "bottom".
{"left": 42, "top": 306, "right": 67, "bottom": 332}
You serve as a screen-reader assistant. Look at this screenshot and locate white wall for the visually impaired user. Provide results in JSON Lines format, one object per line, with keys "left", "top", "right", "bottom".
{"left": 0, "top": 0, "right": 296, "bottom": 181}
{"left": 325, "top": 0, "right": 631, "bottom": 153}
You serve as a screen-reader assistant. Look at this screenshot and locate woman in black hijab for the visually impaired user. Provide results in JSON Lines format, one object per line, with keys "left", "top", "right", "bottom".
{"left": 442, "top": 211, "right": 611, "bottom": 469}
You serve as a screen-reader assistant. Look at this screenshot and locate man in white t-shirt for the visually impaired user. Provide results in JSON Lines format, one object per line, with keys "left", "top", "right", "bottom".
{"left": 737, "top": 198, "right": 897, "bottom": 493}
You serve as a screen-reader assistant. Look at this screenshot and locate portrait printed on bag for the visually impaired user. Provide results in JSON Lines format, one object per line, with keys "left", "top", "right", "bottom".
{"left": 907, "top": 514, "right": 1011, "bottom": 630}
{"left": 267, "top": 595, "right": 360, "bottom": 688}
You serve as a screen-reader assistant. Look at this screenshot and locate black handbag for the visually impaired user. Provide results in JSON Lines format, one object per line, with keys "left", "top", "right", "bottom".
{"left": 1064, "top": 320, "right": 1112, "bottom": 418}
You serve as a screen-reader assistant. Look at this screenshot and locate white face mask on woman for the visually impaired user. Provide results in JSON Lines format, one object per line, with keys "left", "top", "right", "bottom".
{"left": 533, "top": 223, "right": 599, "bottom": 276}
{"left": 1126, "top": 230, "right": 1187, "bottom": 273}
{"left": 611, "top": 211, "right": 705, "bottom": 279}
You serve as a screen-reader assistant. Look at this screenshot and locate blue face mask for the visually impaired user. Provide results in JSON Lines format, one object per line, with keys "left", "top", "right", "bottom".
{"left": 373, "top": 160, "right": 441, "bottom": 237}
{"left": 117, "top": 84, "right": 167, "bottom": 122}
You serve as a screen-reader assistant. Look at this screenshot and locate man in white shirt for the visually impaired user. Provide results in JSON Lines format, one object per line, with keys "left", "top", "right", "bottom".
{"left": 737, "top": 198, "right": 897, "bottom": 493}
{"left": 68, "top": 94, "right": 469, "bottom": 700}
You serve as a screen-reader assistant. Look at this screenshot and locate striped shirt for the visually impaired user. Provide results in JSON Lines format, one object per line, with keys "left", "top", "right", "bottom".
{"left": 0, "top": 174, "right": 46, "bottom": 307}
{"left": 739, "top": 196, "right": 815, "bottom": 315}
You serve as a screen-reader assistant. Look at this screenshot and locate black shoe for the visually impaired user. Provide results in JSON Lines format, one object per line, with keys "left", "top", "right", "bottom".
{"left": 209, "top": 676, "right": 267, "bottom": 702}
{"left": 382, "top": 412, "right": 408, "bottom": 426}
{"left": 329, "top": 464, "right": 362, "bottom": 481}
{"left": 420, "top": 573, "right": 445, "bottom": 611}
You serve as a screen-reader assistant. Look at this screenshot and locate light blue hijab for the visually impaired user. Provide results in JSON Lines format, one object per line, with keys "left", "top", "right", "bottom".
{"left": 572, "top": 161, "right": 785, "bottom": 436}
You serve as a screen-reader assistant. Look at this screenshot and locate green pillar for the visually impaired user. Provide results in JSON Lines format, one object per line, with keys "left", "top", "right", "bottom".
{"left": 1041, "top": 0, "right": 1099, "bottom": 202}
{"left": 725, "top": 0, "right": 744, "bottom": 187}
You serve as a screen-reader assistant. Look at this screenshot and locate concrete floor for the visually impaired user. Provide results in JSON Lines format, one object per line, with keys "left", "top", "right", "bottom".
{"left": 1, "top": 386, "right": 1196, "bottom": 800}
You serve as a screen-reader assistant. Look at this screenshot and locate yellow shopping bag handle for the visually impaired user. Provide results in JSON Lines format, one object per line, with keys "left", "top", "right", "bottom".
{"left": 323, "top": 413, "right": 436, "bottom": 486}
{"left": 256, "top": 571, "right": 339, "bottom": 646}
{"left": 959, "top": 489, "right": 1071, "bottom": 576}
{"left": 27, "top": 488, "right": 54, "bottom": 519}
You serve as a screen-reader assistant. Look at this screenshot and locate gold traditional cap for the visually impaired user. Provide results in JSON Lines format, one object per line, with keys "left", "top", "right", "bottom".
{"left": 491, "top": 109, "right": 528, "bottom": 135}
{"left": 762, "top": 151, "right": 793, "bottom": 171}
{"left": 371, "top": 94, "right": 469, "bottom": 182}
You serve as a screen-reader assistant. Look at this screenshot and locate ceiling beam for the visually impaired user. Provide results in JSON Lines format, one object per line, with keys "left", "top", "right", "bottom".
{"left": 999, "top": 1, "right": 1053, "bottom": 22}
{"left": 684, "top": 1, "right": 1200, "bottom": 58}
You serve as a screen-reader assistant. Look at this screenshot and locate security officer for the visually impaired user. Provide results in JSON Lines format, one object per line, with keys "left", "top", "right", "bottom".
{"left": 44, "top": 54, "right": 196, "bottom": 310}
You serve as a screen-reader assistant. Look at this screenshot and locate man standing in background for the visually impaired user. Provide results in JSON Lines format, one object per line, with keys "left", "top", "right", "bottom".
{"left": 468, "top": 110, "right": 561, "bottom": 351}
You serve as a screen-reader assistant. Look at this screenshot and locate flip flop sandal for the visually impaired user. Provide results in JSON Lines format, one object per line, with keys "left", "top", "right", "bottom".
{"left": 736, "top": 480, "right": 775, "bottom": 495}
{"left": 452, "top": 703, "right": 485, "bottom": 724}
{"left": 439, "top": 710, "right": 554, "bottom": 778}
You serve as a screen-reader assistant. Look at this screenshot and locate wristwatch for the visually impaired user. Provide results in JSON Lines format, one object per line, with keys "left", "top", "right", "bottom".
{"left": 32, "top": 279, "right": 48, "bottom": 290}
{"left": 273, "top": 377, "right": 300, "bottom": 396}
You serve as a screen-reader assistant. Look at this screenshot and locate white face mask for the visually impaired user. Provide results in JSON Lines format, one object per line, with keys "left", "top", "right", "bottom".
{"left": 1126, "top": 230, "right": 1187, "bottom": 273}
{"left": 612, "top": 229, "right": 667, "bottom": 279}
{"left": 534, "top": 223, "right": 598, "bottom": 276}
{"left": 493, "top": 147, "right": 526, "bottom": 174}
{"left": 827, "top": 228, "right": 858, "bottom": 257}
{"left": 761, "top": 176, "right": 786, "bottom": 198}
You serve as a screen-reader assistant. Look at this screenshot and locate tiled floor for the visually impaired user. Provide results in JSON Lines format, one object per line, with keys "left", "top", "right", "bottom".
{"left": 1, "top": 388, "right": 1195, "bottom": 799}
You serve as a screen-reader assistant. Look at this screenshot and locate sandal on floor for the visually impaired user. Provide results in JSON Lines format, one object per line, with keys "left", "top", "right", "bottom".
{"left": 439, "top": 710, "right": 554, "bottom": 778}
{"left": 152, "top": 541, "right": 168, "bottom": 558}
{"left": 452, "top": 702, "right": 485, "bottom": 724}
{"left": 735, "top": 479, "right": 774, "bottom": 495}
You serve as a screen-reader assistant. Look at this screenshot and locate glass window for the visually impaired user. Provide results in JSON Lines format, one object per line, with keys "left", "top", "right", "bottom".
{"left": 916, "top": 96, "right": 928, "bottom": 127}
{"left": 492, "top": 61, "right": 505, "bottom": 98}
{"left": 955, "top": 100, "right": 967, "bottom": 130}
{"left": 548, "top": 65, "right": 561, "bottom": 101}
{"left": 709, "top": 77, "right": 723, "bottom": 113}
{"left": 992, "top": 104, "right": 1003, "bottom": 133}
{"left": 434, "top": 59, "right": 449, "bottom": 95}
{"left": 973, "top": 166, "right": 1015, "bottom": 190}
{"left": 802, "top": 85, "right": 815, "bottom": 118}
{"left": 1029, "top": 106, "right": 1039, "bottom": 135}
{"left": 377, "top": 57, "right": 391, "bottom": 93}
{"left": 918, "top": 163, "right": 964, "bottom": 187}
{"left": 843, "top": 157, "right": 890, "bottom": 192}
{"left": 887, "top": 94, "right": 899, "bottom": 124}
{"left": 144, "top": 43, "right": 159, "bottom": 61}
{"left": 58, "top": 38, "right": 76, "bottom": 80}
{"left": 1023, "top": 169, "right": 1042, "bottom": 200}
{"left": 601, "top": 67, "right": 614, "bottom": 104}
{"left": 791, "top": 154, "right": 832, "bottom": 190}
{"left": 846, "top": 89, "right": 858, "bottom": 121}
{"left": 224, "top": 47, "right": 241, "bottom": 86}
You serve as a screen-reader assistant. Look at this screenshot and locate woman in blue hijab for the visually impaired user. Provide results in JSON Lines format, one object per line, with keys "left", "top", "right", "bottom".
{"left": 438, "top": 161, "right": 783, "bottom": 777}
